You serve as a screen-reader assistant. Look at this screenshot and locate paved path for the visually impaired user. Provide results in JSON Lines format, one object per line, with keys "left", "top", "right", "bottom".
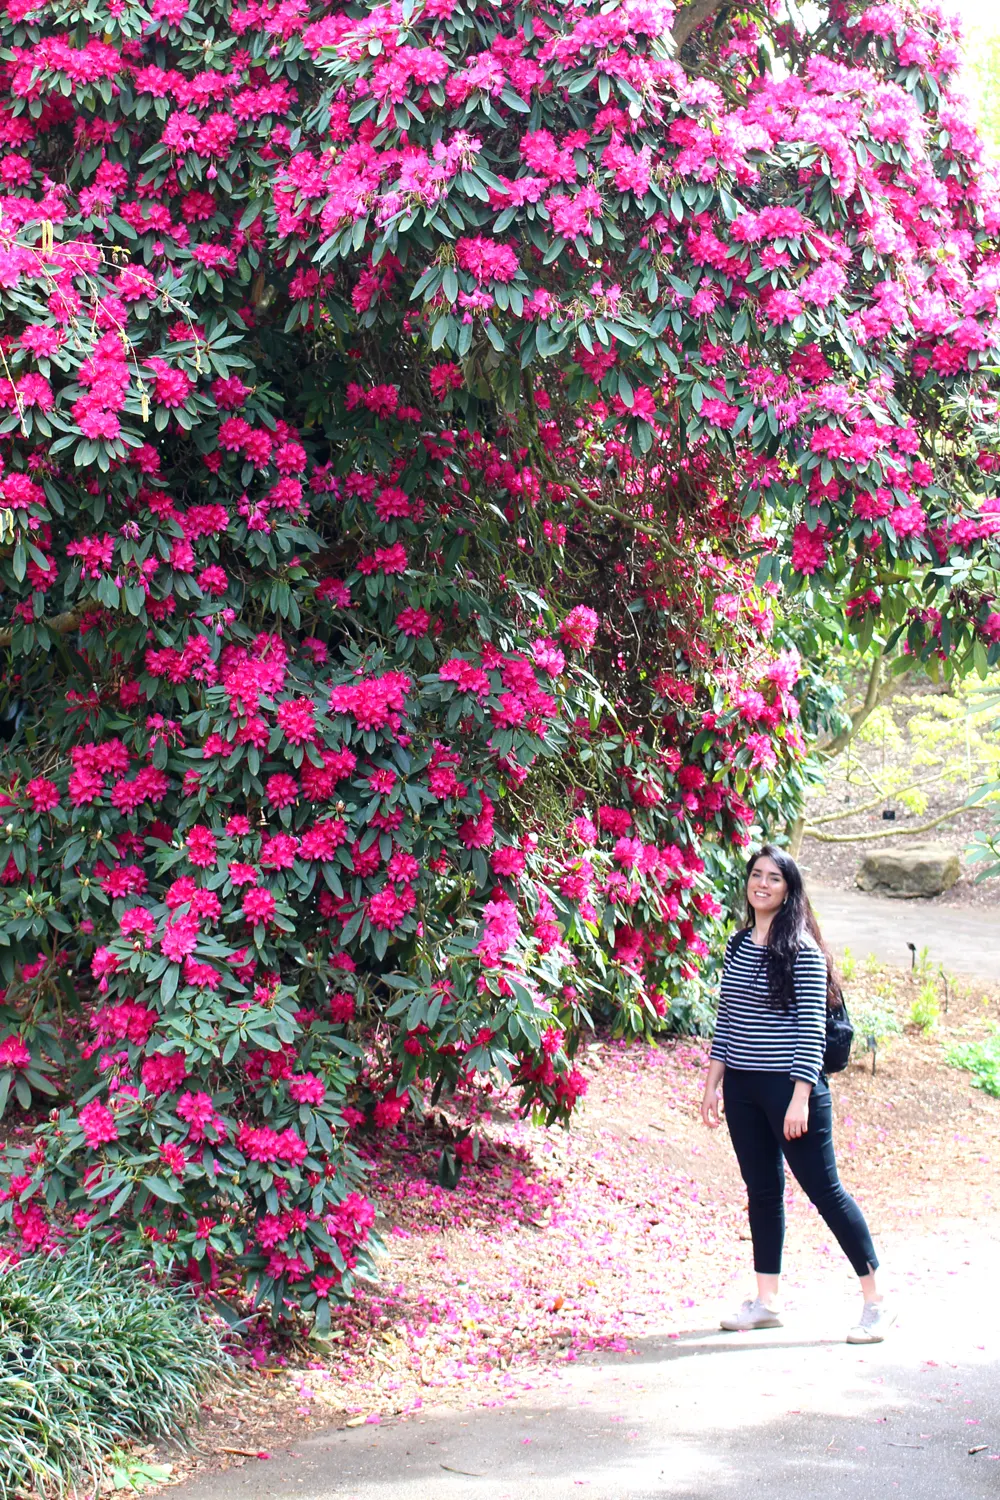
{"left": 809, "top": 885, "right": 999, "bottom": 982}
{"left": 177, "top": 1220, "right": 1000, "bottom": 1500}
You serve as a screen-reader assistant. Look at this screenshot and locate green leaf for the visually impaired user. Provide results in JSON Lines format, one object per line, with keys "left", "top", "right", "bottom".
{"left": 144, "top": 1175, "right": 183, "bottom": 1204}
{"left": 97, "top": 574, "right": 120, "bottom": 610}
{"left": 340, "top": 909, "right": 365, "bottom": 946}
{"left": 754, "top": 554, "right": 774, "bottom": 586}
{"left": 500, "top": 87, "right": 530, "bottom": 113}
{"left": 973, "top": 639, "right": 989, "bottom": 679}
{"left": 62, "top": 836, "right": 88, "bottom": 869}
{"left": 239, "top": 198, "right": 264, "bottom": 230}
{"left": 108, "top": 1180, "right": 134, "bottom": 1216}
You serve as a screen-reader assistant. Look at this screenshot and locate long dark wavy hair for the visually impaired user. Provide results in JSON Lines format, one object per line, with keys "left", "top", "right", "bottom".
{"left": 743, "top": 844, "right": 841, "bottom": 1013}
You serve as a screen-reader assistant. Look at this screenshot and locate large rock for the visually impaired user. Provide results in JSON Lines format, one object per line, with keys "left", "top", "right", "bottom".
{"left": 856, "top": 843, "right": 961, "bottom": 899}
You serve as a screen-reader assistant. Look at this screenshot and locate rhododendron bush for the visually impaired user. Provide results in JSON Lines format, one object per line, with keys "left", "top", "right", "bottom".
{"left": 0, "top": 0, "right": 998, "bottom": 1323}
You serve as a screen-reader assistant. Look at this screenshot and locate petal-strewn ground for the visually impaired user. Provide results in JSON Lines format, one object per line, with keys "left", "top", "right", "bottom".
{"left": 166, "top": 963, "right": 999, "bottom": 1485}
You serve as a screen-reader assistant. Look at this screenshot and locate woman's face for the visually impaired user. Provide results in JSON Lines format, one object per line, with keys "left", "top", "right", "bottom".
{"left": 747, "top": 855, "right": 788, "bottom": 917}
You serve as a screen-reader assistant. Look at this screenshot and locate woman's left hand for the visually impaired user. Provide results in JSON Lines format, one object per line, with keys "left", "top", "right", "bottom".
{"left": 783, "top": 1095, "right": 810, "bottom": 1141}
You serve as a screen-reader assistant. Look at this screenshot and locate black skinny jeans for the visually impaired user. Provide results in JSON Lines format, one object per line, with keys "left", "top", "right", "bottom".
{"left": 723, "top": 1068, "right": 878, "bottom": 1278}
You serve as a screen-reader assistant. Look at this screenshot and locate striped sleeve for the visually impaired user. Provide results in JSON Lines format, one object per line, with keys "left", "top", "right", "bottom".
{"left": 710, "top": 936, "right": 734, "bottom": 1064}
{"left": 790, "top": 943, "right": 828, "bottom": 1084}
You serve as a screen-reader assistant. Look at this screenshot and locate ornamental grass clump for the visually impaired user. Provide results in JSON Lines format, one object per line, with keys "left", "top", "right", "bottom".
{"left": 0, "top": 1239, "right": 226, "bottom": 1499}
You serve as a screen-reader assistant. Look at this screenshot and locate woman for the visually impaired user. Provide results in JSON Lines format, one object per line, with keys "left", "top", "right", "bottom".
{"left": 701, "top": 844, "right": 893, "bottom": 1343}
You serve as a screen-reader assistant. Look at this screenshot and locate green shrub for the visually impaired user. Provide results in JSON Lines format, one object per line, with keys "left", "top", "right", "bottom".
{"left": 914, "top": 945, "right": 934, "bottom": 979}
{"left": 0, "top": 1240, "right": 226, "bottom": 1499}
{"left": 946, "top": 1032, "right": 1000, "bottom": 1099}
{"left": 909, "top": 981, "right": 941, "bottom": 1033}
{"left": 849, "top": 993, "right": 903, "bottom": 1057}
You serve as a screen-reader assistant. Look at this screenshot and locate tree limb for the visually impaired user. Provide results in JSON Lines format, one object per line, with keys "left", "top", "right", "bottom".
{"left": 807, "top": 772, "right": 945, "bottom": 827}
{"left": 672, "top": 0, "right": 729, "bottom": 48}
{"left": 802, "top": 804, "right": 969, "bottom": 844}
{"left": 814, "top": 652, "right": 889, "bottom": 761}
{"left": 564, "top": 478, "right": 688, "bottom": 556}
{"left": 0, "top": 607, "right": 82, "bottom": 649}
{"left": 515, "top": 388, "right": 689, "bottom": 558}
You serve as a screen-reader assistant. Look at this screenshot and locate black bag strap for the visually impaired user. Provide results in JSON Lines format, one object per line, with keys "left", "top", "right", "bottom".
{"left": 728, "top": 926, "right": 753, "bottom": 960}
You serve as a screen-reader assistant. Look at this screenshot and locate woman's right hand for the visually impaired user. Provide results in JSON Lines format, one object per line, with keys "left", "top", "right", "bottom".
{"left": 700, "top": 1059, "right": 725, "bottom": 1128}
{"left": 701, "top": 1084, "right": 723, "bottom": 1129}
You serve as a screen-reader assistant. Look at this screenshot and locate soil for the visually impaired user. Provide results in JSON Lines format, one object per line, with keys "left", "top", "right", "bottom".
{"left": 154, "top": 963, "right": 1000, "bottom": 1492}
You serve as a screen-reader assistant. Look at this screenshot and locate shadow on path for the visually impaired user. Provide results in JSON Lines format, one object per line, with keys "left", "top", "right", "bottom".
{"left": 175, "top": 1221, "right": 1000, "bottom": 1500}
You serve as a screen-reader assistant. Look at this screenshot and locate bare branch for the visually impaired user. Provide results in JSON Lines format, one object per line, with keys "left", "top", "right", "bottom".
{"left": 807, "top": 772, "right": 945, "bottom": 827}
{"left": 564, "top": 478, "right": 689, "bottom": 555}
{"left": 803, "top": 804, "right": 969, "bottom": 844}
{"left": 515, "top": 386, "right": 689, "bottom": 558}
{"left": 0, "top": 608, "right": 82, "bottom": 649}
{"left": 672, "top": 0, "right": 728, "bottom": 48}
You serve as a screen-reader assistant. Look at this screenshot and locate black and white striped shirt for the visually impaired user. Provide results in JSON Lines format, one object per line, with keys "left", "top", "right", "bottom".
{"left": 710, "top": 929, "right": 828, "bottom": 1085}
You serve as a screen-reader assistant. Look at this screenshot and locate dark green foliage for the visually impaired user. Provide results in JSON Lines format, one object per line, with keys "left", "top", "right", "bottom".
{"left": 0, "top": 1240, "right": 226, "bottom": 1498}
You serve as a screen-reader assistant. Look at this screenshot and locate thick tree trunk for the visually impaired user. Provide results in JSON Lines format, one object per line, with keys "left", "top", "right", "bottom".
{"left": 0, "top": 608, "right": 82, "bottom": 648}
{"left": 814, "top": 652, "right": 887, "bottom": 761}
{"left": 672, "top": 0, "right": 728, "bottom": 49}
{"left": 787, "top": 814, "right": 806, "bottom": 859}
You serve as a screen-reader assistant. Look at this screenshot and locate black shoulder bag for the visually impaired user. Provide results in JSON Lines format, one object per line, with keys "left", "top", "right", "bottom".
{"left": 728, "top": 928, "right": 854, "bottom": 1075}
{"left": 823, "top": 987, "right": 854, "bottom": 1075}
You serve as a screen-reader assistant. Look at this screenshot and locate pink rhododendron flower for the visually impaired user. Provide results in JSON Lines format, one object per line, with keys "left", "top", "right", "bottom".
{"left": 78, "top": 1100, "right": 118, "bottom": 1150}
{"left": 559, "top": 606, "right": 599, "bottom": 655}
{"left": 790, "top": 521, "right": 828, "bottom": 575}
{"left": 0, "top": 1036, "right": 30, "bottom": 1069}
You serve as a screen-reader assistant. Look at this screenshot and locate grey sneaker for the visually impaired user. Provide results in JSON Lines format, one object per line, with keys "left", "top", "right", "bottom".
{"left": 847, "top": 1301, "right": 896, "bottom": 1344}
{"left": 720, "top": 1297, "right": 783, "bottom": 1332}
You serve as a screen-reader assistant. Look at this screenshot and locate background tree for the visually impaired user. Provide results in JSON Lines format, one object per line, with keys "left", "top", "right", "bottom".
{"left": 960, "top": 0, "right": 1000, "bottom": 157}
